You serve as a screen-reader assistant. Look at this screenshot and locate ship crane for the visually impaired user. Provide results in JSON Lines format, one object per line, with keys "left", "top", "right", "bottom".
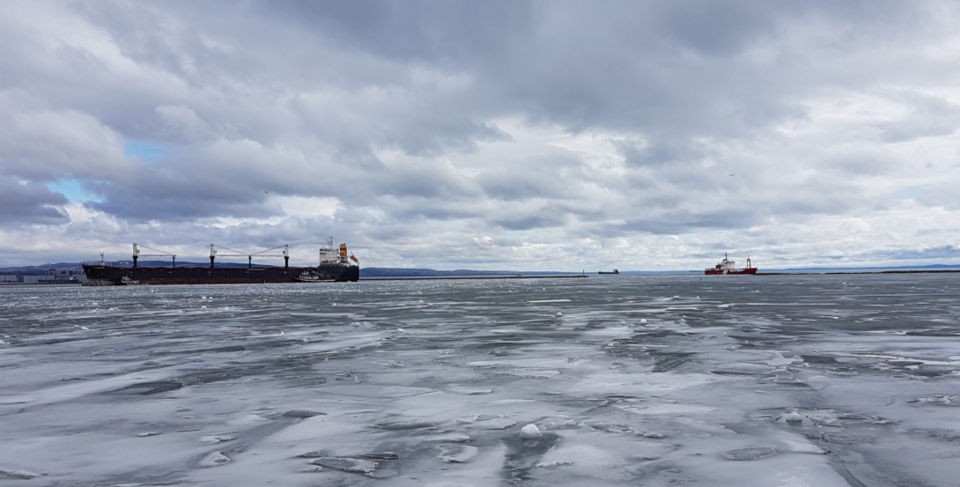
{"left": 208, "top": 244, "right": 291, "bottom": 269}
{"left": 132, "top": 243, "right": 177, "bottom": 268}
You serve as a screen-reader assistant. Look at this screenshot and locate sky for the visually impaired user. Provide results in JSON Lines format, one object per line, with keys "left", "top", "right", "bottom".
{"left": 2, "top": 0, "right": 960, "bottom": 271}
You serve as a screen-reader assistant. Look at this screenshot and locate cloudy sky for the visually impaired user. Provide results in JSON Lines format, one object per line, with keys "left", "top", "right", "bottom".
{"left": 2, "top": 0, "right": 960, "bottom": 270}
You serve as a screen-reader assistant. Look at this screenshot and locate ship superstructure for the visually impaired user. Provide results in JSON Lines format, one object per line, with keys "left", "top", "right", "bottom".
{"left": 704, "top": 254, "right": 757, "bottom": 275}
{"left": 82, "top": 238, "right": 359, "bottom": 285}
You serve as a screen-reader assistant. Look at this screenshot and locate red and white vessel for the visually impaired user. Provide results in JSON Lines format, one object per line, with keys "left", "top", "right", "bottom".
{"left": 705, "top": 254, "right": 757, "bottom": 275}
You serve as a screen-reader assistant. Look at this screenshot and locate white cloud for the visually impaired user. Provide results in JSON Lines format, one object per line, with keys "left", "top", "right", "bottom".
{"left": 277, "top": 196, "right": 341, "bottom": 218}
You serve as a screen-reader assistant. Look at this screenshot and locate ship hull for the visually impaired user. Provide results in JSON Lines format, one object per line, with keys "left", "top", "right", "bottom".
{"left": 82, "top": 264, "right": 359, "bottom": 286}
{"left": 704, "top": 268, "right": 758, "bottom": 275}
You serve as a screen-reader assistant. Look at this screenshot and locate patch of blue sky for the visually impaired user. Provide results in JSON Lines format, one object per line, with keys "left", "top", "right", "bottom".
{"left": 898, "top": 186, "right": 922, "bottom": 199}
{"left": 47, "top": 179, "right": 103, "bottom": 202}
{"left": 124, "top": 140, "right": 168, "bottom": 161}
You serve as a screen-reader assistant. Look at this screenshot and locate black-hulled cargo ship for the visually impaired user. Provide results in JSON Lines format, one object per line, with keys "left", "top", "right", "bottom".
{"left": 83, "top": 239, "right": 359, "bottom": 286}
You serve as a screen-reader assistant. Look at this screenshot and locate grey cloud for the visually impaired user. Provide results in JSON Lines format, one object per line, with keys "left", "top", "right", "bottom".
{"left": 615, "top": 207, "right": 757, "bottom": 235}
{"left": 617, "top": 137, "right": 705, "bottom": 168}
{"left": 495, "top": 1, "right": 925, "bottom": 137}
{"left": 0, "top": 91, "right": 131, "bottom": 181}
{"left": 651, "top": 0, "right": 780, "bottom": 56}
{"left": 67, "top": 1, "right": 522, "bottom": 155}
{"left": 155, "top": 105, "right": 213, "bottom": 142}
{"left": 818, "top": 152, "right": 894, "bottom": 176}
{"left": 877, "top": 91, "right": 960, "bottom": 143}
{"left": 872, "top": 246, "right": 960, "bottom": 261}
{"left": 491, "top": 202, "right": 575, "bottom": 231}
{"left": 472, "top": 236, "right": 523, "bottom": 248}
{"left": 474, "top": 163, "right": 577, "bottom": 201}
{"left": 916, "top": 183, "right": 960, "bottom": 210}
{"left": 369, "top": 162, "right": 479, "bottom": 201}
{"left": 381, "top": 120, "right": 510, "bottom": 159}
{"left": 0, "top": 178, "right": 69, "bottom": 224}
{"left": 251, "top": 0, "right": 533, "bottom": 64}
{"left": 87, "top": 164, "right": 283, "bottom": 222}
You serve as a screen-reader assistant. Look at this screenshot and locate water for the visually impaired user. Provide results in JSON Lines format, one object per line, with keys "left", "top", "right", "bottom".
{"left": 1, "top": 274, "right": 959, "bottom": 486}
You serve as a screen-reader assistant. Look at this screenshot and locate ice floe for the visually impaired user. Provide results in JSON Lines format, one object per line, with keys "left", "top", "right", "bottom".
{"left": 724, "top": 447, "right": 777, "bottom": 461}
{"left": 199, "top": 435, "right": 235, "bottom": 444}
{"left": 282, "top": 408, "right": 325, "bottom": 418}
{"left": 307, "top": 457, "right": 378, "bottom": 475}
{"left": 438, "top": 444, "right": 479, "bottom": 463}
{"left": 447, "top": 384, "right": 493, "bottom": 395}
{"left": 374, "top": 420, "right": 435, "bottom": 430}
{"left": 198, "top": 451, "right": 230, "bottom": 467}
{"left": 0, "top": 467, "right": 41, "bottom": 479}
{"left": 519, "top": 423, "right": 543, "bottom": 438}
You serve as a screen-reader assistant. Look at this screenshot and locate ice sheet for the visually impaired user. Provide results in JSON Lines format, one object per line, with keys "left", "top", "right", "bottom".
{"left": 1, "top": 274, "right": 959, "bottom": 485}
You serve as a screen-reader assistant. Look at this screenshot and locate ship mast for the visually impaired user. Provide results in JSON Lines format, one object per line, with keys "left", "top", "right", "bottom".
{"left": 132, "top": 243, "right": 177, "bottom": 268}
{"left": 208, "top": 244, "right": 289, "bottom": 268}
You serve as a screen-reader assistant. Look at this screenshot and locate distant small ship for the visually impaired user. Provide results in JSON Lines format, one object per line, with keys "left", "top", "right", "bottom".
{"left": 705, "top": 254, "right": 757, "bottom": 275}
{"left": 598, "top": 269, "right": 620, "bottom": 275}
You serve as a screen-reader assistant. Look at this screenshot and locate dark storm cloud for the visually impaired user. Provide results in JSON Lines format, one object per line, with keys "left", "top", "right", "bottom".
{"left": 617, "top": 137, "right": 706, "bottom": 168}
{"left": 0, "top": 178, "right": 69, "bottom": 224}
{"left": 253, "top": 0, "right": 533, "bottom": 64}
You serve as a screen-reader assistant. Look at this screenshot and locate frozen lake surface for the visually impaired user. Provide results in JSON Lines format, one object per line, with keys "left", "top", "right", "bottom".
{"left": 1, "top": 274, "right": 959, "bottom": 486}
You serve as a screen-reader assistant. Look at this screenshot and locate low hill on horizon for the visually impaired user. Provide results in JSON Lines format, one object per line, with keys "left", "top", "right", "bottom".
{"left": 359, "top": 267, "right": 583, "bottom": 278}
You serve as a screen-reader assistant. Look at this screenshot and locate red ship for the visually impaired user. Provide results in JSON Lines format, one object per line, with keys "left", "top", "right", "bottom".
{"left": 705, "top": 254, "right": 757, "bottom": 275}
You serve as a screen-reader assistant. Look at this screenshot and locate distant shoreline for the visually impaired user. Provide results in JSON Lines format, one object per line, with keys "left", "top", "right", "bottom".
{"left": 756, "top": 269, "right": 960, "bottom": 276}
{"left": 360, "top": 274, "right": 589, "bottom": 281}
{"left": 0, "top": 282, "right": 82, "bottom": 286}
